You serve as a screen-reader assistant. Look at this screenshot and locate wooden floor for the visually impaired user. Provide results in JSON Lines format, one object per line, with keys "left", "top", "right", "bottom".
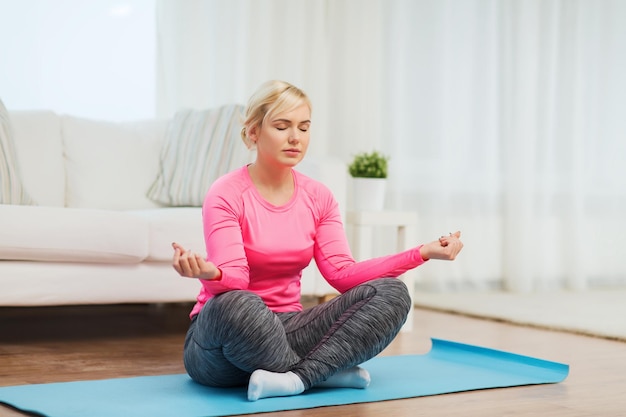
{"left": 1, "top": 301, "right": 625, "bottom": 416}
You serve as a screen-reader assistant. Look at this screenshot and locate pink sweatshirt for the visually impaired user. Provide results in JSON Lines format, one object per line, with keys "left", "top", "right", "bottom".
{"left": 189, "top": 166, "right": 426, "bottom": 317}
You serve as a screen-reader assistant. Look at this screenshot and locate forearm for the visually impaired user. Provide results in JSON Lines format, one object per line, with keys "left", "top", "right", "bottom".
{"left": 316, "top": 245, "right": 426, "bottom": 293}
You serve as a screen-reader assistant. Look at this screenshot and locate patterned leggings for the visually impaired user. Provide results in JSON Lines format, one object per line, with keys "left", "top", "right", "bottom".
{"left": 183, "top": 278, "right": 411, "bottom": 390}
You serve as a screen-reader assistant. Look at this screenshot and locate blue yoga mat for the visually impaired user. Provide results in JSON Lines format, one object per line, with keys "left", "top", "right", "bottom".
{"left": 0, "top": 338, "right": 568, "bottom": 417}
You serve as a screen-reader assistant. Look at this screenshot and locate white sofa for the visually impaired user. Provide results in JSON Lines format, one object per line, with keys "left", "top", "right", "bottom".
{"left": 0, "top": 108, "right": 345, "bottom": 306}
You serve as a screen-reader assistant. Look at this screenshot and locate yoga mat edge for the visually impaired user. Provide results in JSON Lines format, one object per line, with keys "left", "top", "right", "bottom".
{"left": 0, "top": 338, "right": 569, "bottom": 417}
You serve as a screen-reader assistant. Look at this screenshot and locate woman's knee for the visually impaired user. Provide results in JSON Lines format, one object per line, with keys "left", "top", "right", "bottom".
{"left": 192, "top": 291, "right": 265, "bottom": 343}
{"left": 200, "top": 290, "right": 263, "bottom": 321}
{"left": 345, "top": 278, "right": 410, "bottom": 313}
{"left": 370, "top": 278, "right": 412, "bottom": 316}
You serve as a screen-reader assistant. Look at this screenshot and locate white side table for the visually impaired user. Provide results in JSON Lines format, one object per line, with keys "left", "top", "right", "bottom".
{"left": 346, "top": 210, "right": 419, "bottom": 333}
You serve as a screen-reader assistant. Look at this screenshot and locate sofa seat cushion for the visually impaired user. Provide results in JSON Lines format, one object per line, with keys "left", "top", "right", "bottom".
{"left": 130, "top": 208, "right": 205, "bottom": 261}
{"left": 0, "top": 205, "right": 149, "bottom": 263}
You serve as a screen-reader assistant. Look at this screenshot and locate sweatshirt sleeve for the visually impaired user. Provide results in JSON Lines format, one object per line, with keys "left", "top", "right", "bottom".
{"left": 313, "top": 190, "right": 426, "bottom": 294}
{"left": 198, "top": 180, "right": 251, "bottom": 295}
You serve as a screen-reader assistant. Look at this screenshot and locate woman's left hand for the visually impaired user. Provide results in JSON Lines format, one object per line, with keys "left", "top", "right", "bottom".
{"left": 420, "top": 231, "right": 463, "bottom": 261}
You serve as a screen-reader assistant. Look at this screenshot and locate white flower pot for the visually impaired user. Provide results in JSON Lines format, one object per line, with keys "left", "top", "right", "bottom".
{"left": 352, "top": 177, "right": 387, "bottom": 211}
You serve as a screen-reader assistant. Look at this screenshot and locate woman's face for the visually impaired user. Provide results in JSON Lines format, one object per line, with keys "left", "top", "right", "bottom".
{"left": 252, "top": 104, "right": 311, "bottom": 168}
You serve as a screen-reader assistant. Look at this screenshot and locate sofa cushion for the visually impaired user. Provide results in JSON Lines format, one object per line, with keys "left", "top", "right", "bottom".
{"left": 0, "top": 205, "right": 149, "bottom": 263}
{"left": 130, "top": 208, "right": 205, "bottom": 261}
{"left": 0, "top": 100, "right": 35, "bottom": 205}
{"left": 9, "top": 110, "right": 66, "bottom": 207}
{"left": 147, "top": 104, "right": 252, "bottom": 207}
{"left": 0, "top": 262, "right": 201, "bottom": 306}
{"left": 62, "top": 116, "right": 168, "bottom": 210}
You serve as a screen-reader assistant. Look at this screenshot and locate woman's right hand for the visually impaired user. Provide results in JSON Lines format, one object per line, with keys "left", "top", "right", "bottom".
{"left": 172, "top": 242, "right": 222, "bottom": 280}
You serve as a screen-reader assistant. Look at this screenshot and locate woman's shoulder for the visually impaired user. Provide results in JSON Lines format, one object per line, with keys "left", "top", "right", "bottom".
{"left": 212, "top": 166, "right": 248, "bottom": 187}
{"left": 206, "top": 166, "right": 251, "bottom": 200}
{"left": 294, "top": 169, "right": 335, "bottom": 204}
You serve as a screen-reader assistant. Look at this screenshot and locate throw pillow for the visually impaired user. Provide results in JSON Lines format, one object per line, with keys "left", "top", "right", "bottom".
{"left": 0, "top": 98, "right": 34, "bottom": 205}
{"left": 147, "top": 103, "right": 249, "bottom": 207}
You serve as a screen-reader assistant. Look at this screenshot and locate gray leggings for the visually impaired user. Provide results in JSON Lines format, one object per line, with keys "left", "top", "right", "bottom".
{"left": 183, "top": 278, "right": 411, "bottom": 390}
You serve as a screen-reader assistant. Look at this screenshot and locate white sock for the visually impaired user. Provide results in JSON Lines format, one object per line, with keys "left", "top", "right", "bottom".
{"left": 315, "top": 366, "right": 371, "bottom": 389}
{"left": 247, "top": 370, "right": 305, "bottom": 401}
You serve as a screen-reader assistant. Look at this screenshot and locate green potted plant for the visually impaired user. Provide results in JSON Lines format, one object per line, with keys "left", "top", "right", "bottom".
{"left": 348, "top": 151, "right": 389, "bottom": 179}
{"left": 348, "top": 151, "right": 389, "bottom": 210}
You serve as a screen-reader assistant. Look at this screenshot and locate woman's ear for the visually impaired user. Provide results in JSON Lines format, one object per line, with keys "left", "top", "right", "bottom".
{"left": 248, "top": 124, "right": 259, "bottom": 144}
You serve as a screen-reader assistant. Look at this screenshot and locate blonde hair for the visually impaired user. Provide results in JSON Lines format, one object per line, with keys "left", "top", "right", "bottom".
{"left": 240, "top": 80, "right": 312, "bottom": 148}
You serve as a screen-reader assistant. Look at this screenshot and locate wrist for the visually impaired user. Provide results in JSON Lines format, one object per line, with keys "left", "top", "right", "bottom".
{"left": 214, "top": 268, "right": 223, "bottom": 281}
{"left": 419, "top": 245, "right": 429, "bottom": 261}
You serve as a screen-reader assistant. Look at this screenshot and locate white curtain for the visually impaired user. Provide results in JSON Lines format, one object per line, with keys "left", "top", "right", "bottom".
{"left": 156, "top": 0, "right": 626, "bottom": 292}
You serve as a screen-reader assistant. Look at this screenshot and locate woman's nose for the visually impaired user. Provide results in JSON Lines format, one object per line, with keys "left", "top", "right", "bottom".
{"left": 288, "top": 129, "right": 300, "bottom": 143}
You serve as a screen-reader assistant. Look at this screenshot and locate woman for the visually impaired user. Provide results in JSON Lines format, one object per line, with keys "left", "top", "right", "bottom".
{"left": 172, "top": 80, "right": 463, "bottom": 401}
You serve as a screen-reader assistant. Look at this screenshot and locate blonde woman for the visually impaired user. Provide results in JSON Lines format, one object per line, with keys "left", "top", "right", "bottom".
{"left": 172, "top": 80, "right": 463, "bottom": 401}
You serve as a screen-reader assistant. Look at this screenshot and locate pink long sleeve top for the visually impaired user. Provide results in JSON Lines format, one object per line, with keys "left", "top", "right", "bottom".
{"left": 189, "top": 166, "right": 426, "bottom": 318}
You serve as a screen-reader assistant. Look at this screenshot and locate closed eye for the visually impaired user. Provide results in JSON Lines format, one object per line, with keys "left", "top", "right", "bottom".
{"left": 276, "top": 126, "right": 308, "bottom": 132}
{"left": 273, "top": 118, "right": 311, "bottom": 132}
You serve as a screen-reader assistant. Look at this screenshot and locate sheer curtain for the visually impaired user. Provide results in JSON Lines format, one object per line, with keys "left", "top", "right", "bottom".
{"left": 384, "top": 0, "right": 626, "bottom": 292}
{"left": 157, "top": 0, "right": 330, "bottom": 157}
{"left": 156, "top": 0, "right": 626, "bottom": 292}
